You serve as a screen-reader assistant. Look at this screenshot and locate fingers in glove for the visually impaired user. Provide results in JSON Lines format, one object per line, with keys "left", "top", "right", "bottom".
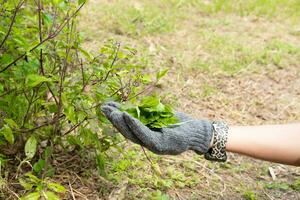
{"left": 123, "top": 112, "right": 163, "bottom": 152}
{"left": 101, "top": 105, "right": 116, "bottom": 119}
{"left": 101, "top": 105, "right": 141, "bottom": 144}
{"left": 105, "top": 101, "right": 120, "bottom": 108}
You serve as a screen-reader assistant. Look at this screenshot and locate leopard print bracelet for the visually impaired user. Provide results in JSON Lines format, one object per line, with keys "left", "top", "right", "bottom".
{"left": 204, "top": 121, "right": 229, "bottom": 162}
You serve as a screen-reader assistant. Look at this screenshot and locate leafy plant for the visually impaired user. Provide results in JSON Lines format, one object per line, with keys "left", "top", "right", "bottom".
{"left": 19, "top": 173, "right": 66, "bottom": 200}
{"left": 0, "top": 0, "right": 162, "bottom": 197}
{"left": 122, "top": 95, "right": 178, "bottom": 129}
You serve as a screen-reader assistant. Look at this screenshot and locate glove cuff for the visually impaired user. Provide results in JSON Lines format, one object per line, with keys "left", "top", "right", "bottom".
{"left": 204, "top": 121, "right": 229, "bottom": 162}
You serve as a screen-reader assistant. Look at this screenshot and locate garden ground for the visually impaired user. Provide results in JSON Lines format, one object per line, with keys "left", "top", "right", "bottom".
{"left": 60, "top": 0, "right": 300, "bottom": 199}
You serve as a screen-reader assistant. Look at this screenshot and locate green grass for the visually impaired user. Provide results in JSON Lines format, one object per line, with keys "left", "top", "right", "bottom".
{"left": 179, "top": 0, "right": 300, "bottom": 20}
{"left": 91, "top": 1, "right": 178, "bottom": 37}
{"left": 195, "top": 30, "right": 300, "bottom": 74}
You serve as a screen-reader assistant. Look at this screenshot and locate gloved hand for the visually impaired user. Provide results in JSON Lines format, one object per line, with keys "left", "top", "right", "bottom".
{"left": 101, "top": 102, "right": 213, "bottom": 155}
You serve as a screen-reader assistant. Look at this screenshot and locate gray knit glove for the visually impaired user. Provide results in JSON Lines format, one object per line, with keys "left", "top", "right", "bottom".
{"left": 101, "top": 102, "right": 213, "bottom": 155}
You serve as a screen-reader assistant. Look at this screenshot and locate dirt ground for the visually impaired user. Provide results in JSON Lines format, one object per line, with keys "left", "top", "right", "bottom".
{"left": 75, "top": 0, "right": 300, "bottom": 199}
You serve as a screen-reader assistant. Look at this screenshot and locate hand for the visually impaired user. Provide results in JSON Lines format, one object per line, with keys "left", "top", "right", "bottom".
{"left": 101, "top": 102, "right": 213, "bottom": 155}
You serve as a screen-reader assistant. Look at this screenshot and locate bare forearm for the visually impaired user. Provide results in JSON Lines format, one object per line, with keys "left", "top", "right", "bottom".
{"left": 226, "top": 124, "right": 300, "bottom": 166}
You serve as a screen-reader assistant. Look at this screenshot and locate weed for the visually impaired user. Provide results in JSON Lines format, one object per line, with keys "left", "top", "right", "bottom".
{"left": 150, "top": 190, "right": 170, "bottom": 200}
{"left": 243, "top": 190, "right": 256, "bottom": 200}
{"left": 265, "top": 182, "right": 290, "bottom": 191}
{"left": 19, "top": 173, "right": 66, "bottom": 199}
{"left": 291, "top": 179, "right": 300, "bottom": 191}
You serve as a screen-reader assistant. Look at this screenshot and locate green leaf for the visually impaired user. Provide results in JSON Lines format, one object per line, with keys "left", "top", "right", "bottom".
{"left": 4, "top": 118, "right": 19, "bottom": 129}
{"left": 291, "top": 179, "right": 300, "bottom": 191}
{"left": 25, "top": 173, "right": 41, "bottom": 184}
{"left": 63, "top": 105, "right": 76, "bottom": 124}
{"left": 52, "top": 0, "right": 63, "bottom": 5}
{"left": 67, "top": 135, "right": 83, "bottom": 148}
{"left": 25, "top": 136, "right": 37, "bottom": 159}
{"left": 78, "top": 0, "right": 86, "bottom": 5}
{"left": 26, "top": 74, "right": 51, "bottom": 88}
{"left": 136, "top": 106, "right": 140, "bottom": 118}
{"left": 123, "top": 95, "right": 178, "bottom": 129}
{"left": 141, "top": 74, "right": 152, "bottom": 84}
{"left": 43, "top": 102, "right": 57, "bottom": 113}
{"left": 0, "top": 54, "right": 13, "bottom": 65}
{"left": 43, "top": 13, "right": 53, "bottom": 25}
{"left": 47, "top": 182, "right": 66, "bottom": 193}
{"left": 140, "top": 96, "right": 160, "bottom": 108}
{"left": 45, "top": 165, "right": 55, "bottom": 177}
{"left": 0, "top": 154, "right": 6, "bottom": 168}
{"left": 156, "top": 69, "right": 168, "bottom": 80}
{"left": 43, "top": 146, "right": 53, "bottom": 159}
{"left": 19, "top": 178, "right": 34, "bottom": 190}
{"left": 43, "top": 191, "right": 60, "bottom": 200}
{"left": 77, "top": 111, "right": 87, "bottom": 121}
{"left": 20, "top": 192, "right": 40, "bottom": 200}
{"left": 156, "top": 102, "right": 165, "bottom": 112}
{"left": 96, "top": 153, "right": 106, "bottom": 176}
{"left": 33, "top": 159, "right": 45, "bottom": 174}
{"left": 78, "top": 46, "right": 93, "bottom": 61}
{"left": 0, "top": 125, "right": 14, "bottom": 144}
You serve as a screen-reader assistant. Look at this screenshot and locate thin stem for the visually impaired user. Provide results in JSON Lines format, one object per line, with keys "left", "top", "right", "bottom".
{"left": 62, "top": 118, "right": 87, "bottom": 136}
{"left": 37, "top": 0, "right": 59, "bottom": 106}
{"left": 99, "top": 42, "right": 120, "bottom": 83}
{"left": 54, "top": 16, "right": 75, "bottom": 135}
{"left": 0, "top": 36, "right": 50, "bottom": 73}
{"left": 0, "top": 89, "right": 16, "bottom": 98}
{"left": 16, "top": 114, "right": 64, "bottom": 133}
{"left": 141, "top": 147, "right": 161, "bottom": 176}
{"left": 22, "top": 90, "right": 35, "bottom": 127}
{"left": 127, "top": 82, "right": 158, "bottom": 101}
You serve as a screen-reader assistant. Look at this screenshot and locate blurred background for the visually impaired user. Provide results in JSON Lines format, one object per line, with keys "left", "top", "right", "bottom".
{"left": 78, "top": 0, "right": 300, "bottom": 199}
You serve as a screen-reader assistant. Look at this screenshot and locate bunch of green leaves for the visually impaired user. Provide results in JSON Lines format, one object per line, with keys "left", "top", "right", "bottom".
{"left": 122, "top": 95, "right": 178, "bottom": 129}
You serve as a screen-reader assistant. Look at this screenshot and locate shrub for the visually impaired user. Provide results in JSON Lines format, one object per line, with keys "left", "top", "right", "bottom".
{"left": 0, "top": 0, "right": 162, "bottom": 197}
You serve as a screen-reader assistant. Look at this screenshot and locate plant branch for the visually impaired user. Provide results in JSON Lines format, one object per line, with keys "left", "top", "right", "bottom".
{"left": 0, "top": 0, "right": 25, "bottom": 49}
{"left": 21, "top": 84, "right": 42, "bottom": 127}
{"left": 0, "top": 88, "right": 16, "bottom": 98}
{"left": 0, "top": 33, "right": 49, "bottom": 73}
{"left": 0, "top": 2, "right": 85, "bottom": 73}
{"left": 62, "top": 118, "right": 87, "bottom": 136}
{"left": 80, "top": 59, "right": 86, "bottom": 91}
{"left": 54, "top": 17, "right": 76, "bottom": 135}
{"left": 141, "top": 146, "right": 161, "bottom": 176}
{"left": 37, "top": 0, "right": 59, "bottom": 106}
{"left": 16, "top": 114, "right": 64, "bottom": 133}
{"left": 96, "top": 42, "right": 121, "bottom": 85}
{"left": 127, "top": 82, "right": 158, "bottom": 101}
